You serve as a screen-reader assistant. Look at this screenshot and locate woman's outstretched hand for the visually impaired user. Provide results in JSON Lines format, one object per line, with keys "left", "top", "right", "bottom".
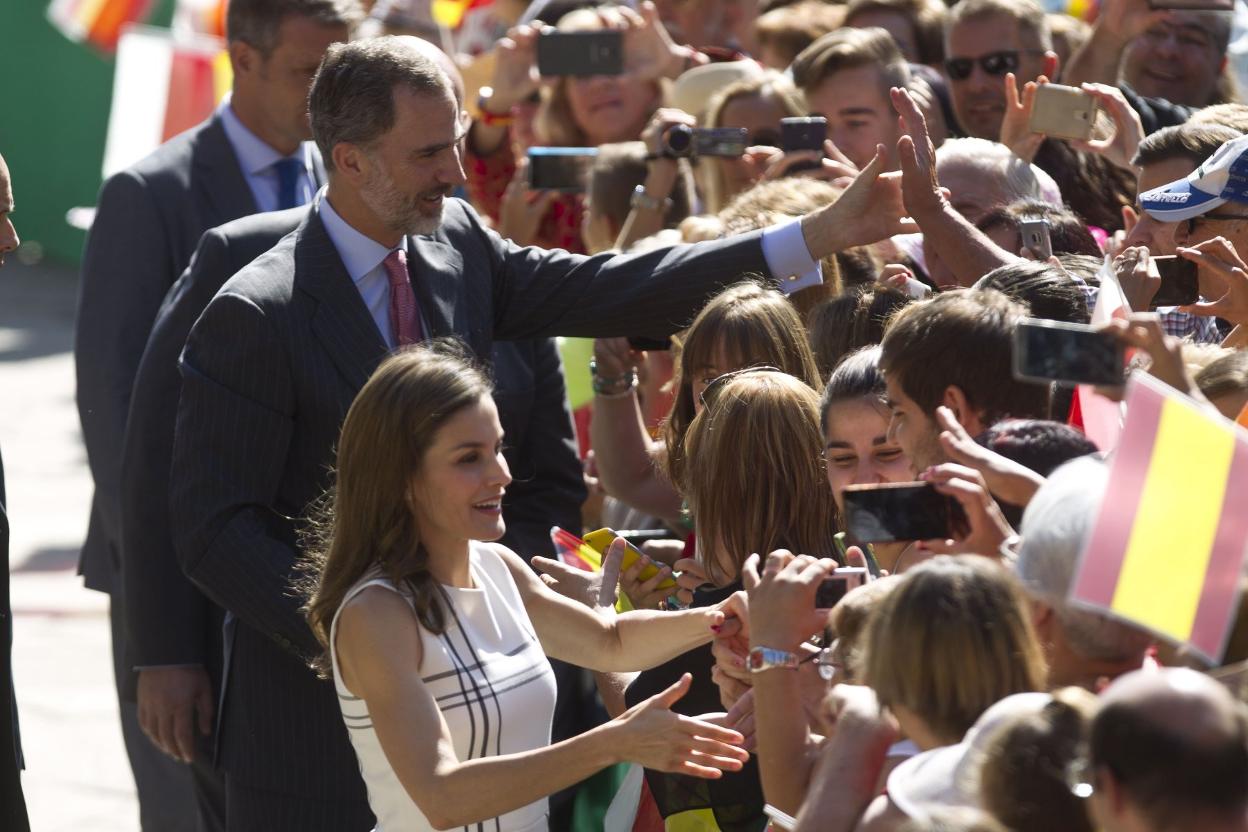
{"left": 611, "top": 672, "right": 749, "bottom": 778}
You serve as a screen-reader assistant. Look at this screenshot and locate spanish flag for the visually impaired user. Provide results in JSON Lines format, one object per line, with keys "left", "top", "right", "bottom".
{"left": 48, "top": 0, "right": 156, "bottom": 52}
{"left": 1071, "top": 373, "right": 1248, "bottom": 663}
{"left": 550, "top": 527, "right": 602, "bottom": 572}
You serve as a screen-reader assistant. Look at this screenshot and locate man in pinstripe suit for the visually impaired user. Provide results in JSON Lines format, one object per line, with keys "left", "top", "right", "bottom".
{"left": 169, "top": 36, "right": 907, "bottom": 829}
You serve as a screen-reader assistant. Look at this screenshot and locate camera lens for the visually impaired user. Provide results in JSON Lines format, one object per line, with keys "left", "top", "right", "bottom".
{"left": 663, "top": 124, "right": 694, "bottom": 158}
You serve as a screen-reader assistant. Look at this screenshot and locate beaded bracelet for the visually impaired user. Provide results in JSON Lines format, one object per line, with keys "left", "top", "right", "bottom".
{"left": 590, "top": 358, "right": 637, "bottom": 396}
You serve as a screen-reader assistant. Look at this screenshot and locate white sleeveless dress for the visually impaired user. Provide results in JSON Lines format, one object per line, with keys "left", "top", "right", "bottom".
{"left": 330, "top": 542, "right": 558, "bottom": 832}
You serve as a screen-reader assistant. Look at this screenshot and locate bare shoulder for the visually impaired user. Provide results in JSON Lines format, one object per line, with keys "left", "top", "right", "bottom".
{"left": 481, "top": 541, "right": 543, "bottom": 591}
{"left": 335, "top": 585, "right": 424, "bottom": 695}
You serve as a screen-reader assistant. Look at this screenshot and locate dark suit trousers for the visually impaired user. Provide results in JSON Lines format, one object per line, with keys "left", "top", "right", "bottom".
{"left": 110, "top": 599, "right": 225, "bottom": 832}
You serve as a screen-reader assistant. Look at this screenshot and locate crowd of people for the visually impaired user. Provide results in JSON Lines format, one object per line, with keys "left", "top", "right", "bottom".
{"left": 4, "top": 0, "right": 1248, "bottom": 828}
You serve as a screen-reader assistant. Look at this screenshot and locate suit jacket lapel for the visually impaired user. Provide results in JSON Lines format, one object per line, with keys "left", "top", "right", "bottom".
{"left": 192, "top": 115, "right": 258, "bottom": 228}
{"left": 408, "top": 235, "right": 478, "bottom": 350}
{"left": 295, "top": 210, "right": 388, "bottom": 392}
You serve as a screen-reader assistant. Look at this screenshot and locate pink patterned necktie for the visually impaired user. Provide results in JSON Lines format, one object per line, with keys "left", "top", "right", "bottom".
{"left": 382, "top": 248, "right": 423, "bottom": 346}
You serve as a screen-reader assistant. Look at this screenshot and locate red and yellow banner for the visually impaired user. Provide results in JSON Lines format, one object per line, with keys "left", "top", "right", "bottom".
{"left": 48, "top": 0, "right": 156, "bottom": 52}
{"left": 1072, "top": 374, "right": 1248, "bottom": 663}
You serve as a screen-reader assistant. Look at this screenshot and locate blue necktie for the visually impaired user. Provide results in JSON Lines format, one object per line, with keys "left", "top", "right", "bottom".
{"left": 273, "top": 157, "right": 304, "bottom": 210}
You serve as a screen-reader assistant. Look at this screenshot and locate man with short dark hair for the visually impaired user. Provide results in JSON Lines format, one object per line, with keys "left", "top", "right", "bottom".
{"left": 879, "top": 289, "right": 1049, "bottom": 470}
{"left": 1065, "top": 0, "right": 1234, "bottom": 111}
{"left": 0, "top": 151, "right": 29, "bottom": 832}
{"left": 1089, "top": 668, "right": 1248, "bottom": 832}
{"left": 791, "top": 27, "right": 912, "bottom": 169}
{"left": 74, "top": 2, "right": 358, "bottom": 828}
{"left": 170, "top": 34, "right": 908, "bottom": 829}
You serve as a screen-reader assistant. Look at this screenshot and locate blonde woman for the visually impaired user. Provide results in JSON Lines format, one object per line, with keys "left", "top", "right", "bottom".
{"left": 301, "top": 342, "right": 748, "bottom": 831}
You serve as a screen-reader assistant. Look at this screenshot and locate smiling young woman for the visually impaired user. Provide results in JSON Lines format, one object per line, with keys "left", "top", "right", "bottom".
{"left": 298, "top": 340, "right": 749, "bottom": 831}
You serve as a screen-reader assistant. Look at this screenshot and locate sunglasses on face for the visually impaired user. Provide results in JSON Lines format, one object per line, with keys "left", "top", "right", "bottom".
{"left": 943, "top": 50, "right": 1034, "bottom": 81}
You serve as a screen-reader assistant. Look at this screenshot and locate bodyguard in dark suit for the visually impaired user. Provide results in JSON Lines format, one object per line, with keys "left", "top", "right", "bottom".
{"left": 170, "top": 36, "right": 900, "bottom": 829}
{"left": 120, "top": 209, "right": 585, "bottom": 809}
{"left": 0, "top": 151, "right": 29, "bottom": 832}
{"left": 73, "top": 2, "right": 355, "bottom": 828}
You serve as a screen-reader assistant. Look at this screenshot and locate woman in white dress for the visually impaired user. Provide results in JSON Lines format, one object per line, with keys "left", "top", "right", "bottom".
{"left": 300, "top": 341, "right": 749, "bottom": 832}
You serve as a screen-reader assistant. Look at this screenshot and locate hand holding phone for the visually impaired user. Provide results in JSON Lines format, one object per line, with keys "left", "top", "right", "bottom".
{"left": 1012, "top": 318, "right": 1126, "bottom": 387}
{"left": 814, "top": 567, "right": 868, "bottom": 608}
{"left": 527, "top": 147, "right": 597, "bottom": 192}
{"left": 536, "top": 29, "right": 624, "bottom": 77}
{"left": 843, "top": 483, "right": 967, "bottom": 544}
{"left": 582, "top": 528, "right": 678, "bottom": 592}
{"left": 1029, "top": 83, "right": 1098, "bottom": 141}
{"left": 1019, "top": 216, "right": 1053, "bottom": 260}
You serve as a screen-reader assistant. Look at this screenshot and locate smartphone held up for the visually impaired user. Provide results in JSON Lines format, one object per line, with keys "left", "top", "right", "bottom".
{"left": 842, "top": 483, "right": 967, "bottom": 544}
{"left": 536, "top": 29, "right": 624, "bottom": 77}
{"left": 1012, "top": 318, "right": 1126, "bottom": 387}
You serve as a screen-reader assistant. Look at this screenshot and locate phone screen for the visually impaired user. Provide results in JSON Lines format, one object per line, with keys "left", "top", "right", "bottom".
{"left": 843, "top": 483, "right": 966, "bottom": 543}
{"left": 527, "top": 147, "right": 597, "bottom": 192}
{"left": 1150, "top": 256, "right": 1201, "bottom": 308}
{"left": 535, "top": 30, "right": 624, "bottom": 77}
{"left": 1012, "top": 318, "right": 1125, "bottom": 387}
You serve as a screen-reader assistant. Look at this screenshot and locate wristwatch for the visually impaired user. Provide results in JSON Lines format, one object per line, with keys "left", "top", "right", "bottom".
{"left": 748, "top": 646, "right": 800, "bottom": 674}
{"left": 630, "top": 185, "right": 672, "bottom": 213}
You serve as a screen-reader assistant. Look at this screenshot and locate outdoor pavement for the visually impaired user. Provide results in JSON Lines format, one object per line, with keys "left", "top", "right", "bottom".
{"left": 2, "top": 257, "right": 140, "bottom": 830}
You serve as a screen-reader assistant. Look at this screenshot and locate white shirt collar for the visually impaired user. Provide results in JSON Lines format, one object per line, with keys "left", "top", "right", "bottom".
{"left": 218, "top": 93, "right": 310, "bottom": 177}
{"left": 317, "top": 187, "right": 407, "bottom": 285}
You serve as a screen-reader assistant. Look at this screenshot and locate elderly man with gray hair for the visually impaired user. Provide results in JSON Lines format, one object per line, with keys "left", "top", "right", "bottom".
{"left": 1015, "top": 456, "right": 1154, "bottom": 691}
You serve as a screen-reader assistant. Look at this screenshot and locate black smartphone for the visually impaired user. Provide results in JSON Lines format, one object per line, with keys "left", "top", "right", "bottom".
{"left": 1019, "top": 216, "right": 1053, "bottom": 260}
{"left": 527, "top": 147, "right": 597, "bottom": 192}
{"left": 780, "top": 117, "right": 827, "bottom": 173}
{"left": 843, "top": 483, "right": 967, "bottom": 544}
{"left": 1148, "top": 0, "right": 1232, "bottom": 8}
{"left": 1012, "top": 318, "right": 1126, "bottom": 387}
{"left": 536, "top": 30, "right": 624, "bottom": 77}
{"left": 626, "top": 336, "right": 672, "bottom": 351}
{"left": 663, "top": 126, "right": 749, "bottom": 158}
{"left": 814, "top": 567, "right": 868, "bottom": 608}
{"left": 1150, "top": 255, "right": 1201, "bottom": 308}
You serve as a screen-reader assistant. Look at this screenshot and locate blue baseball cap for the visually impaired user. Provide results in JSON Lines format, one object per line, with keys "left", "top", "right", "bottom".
{"left": 1139, "top": 134, "right": 1248, "bottom": 222}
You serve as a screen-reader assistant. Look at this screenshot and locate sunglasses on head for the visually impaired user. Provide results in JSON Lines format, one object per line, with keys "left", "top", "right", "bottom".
{"left": 944, "top": 50, "right": 1029, "bottom": 81}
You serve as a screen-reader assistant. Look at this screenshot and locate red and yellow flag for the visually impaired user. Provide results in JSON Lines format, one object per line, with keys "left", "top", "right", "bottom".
{"left": 48, "top": 0, "right": 156, "bottom": 52}
{"left": 550, "top": 527, "right": 603, "bottom": 572}
{"left": 1072, "top": 374, "right": 1248, "bottom": 663}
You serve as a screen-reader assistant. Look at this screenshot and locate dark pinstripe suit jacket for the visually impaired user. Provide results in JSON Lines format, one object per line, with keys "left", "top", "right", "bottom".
{"left": 121, "top": 205, "right": 584, "bottom": 708}
{"left": 76, "top": 114, "right": 325, "bottom": 598}
{"left": 169, "top": 196, "right": 768, "bottom": 798}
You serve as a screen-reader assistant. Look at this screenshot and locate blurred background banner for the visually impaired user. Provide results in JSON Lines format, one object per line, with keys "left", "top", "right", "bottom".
{"left": 102, "top": 26, "right": 230, "bottom": 178}
{"left": 47, "top": 0, "right": 157, "bottom": 53}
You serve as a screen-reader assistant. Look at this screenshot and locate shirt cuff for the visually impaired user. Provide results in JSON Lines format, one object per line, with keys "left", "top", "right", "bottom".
{"left": 761, "top": 218, "right": 823, "bottom": 294}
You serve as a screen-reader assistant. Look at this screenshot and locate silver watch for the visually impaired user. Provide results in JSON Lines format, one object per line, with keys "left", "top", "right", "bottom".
{"left": 630, "top": 185, "right": 672, "bottom": 213}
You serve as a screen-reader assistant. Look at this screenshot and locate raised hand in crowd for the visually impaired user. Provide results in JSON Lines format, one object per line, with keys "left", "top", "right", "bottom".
{"left": 1178, "top": 236, "right": 1248, "bottom": 327}
{"left": 1072, "top": 83, "right": 1146, "bottom": 174}
{"left": 999, "top": 72, "right": 1050, "bottom": 163}
{"left": 891, "top": 86, "right": 1018, "bottom": 285}
{"left": 1113, "top": 244, "right": 1162, "bottom": 312}
{"left": 614, "top": 1, "right": 706, "bottom": 84}
{"left": 917, "top": 463, "right": 1017, "bottom": 558}
{"left": 1064, "top": 0, "right": 1170, "bottom": 90}
{"left": 735, "top": 550, "right": 843, "bottom": 814}
{"left": 473, "top": 20, "right": 544, "bottom": 156}
{"left": 934, "top": 406, "right": 1046, "bottom": 509}
{"left": 1100, "top": 312, "right": 1206, "bottom": 403}
{"left": 497, "top": 156, "right": 557, "bottom": 247}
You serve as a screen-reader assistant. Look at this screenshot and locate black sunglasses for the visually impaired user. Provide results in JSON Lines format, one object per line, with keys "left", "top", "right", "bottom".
{"left": 944, "top": 50, "right": 1033, "bottom": 81}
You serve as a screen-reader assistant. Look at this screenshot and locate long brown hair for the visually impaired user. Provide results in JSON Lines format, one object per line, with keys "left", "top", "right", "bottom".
{"left": 299, "top": 340, "right": 492, "bottom": 671}
{"left": 662, "top": 281, "right": 823, "bottom": 491}
{"left": 683, "top": 370, "right": 838, "bottom": 584}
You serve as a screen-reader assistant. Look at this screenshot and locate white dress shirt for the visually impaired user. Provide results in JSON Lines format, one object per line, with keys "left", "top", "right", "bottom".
{"left": 218, "top": 94, "right": 316, "bottom": 213}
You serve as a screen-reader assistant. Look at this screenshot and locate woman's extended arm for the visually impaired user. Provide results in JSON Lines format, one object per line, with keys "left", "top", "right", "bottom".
{"left": 500, "top": 542, "right": 723, "bottom": 672}
{"left": 336, "top": 587, "right": 746, "bottom": 830}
